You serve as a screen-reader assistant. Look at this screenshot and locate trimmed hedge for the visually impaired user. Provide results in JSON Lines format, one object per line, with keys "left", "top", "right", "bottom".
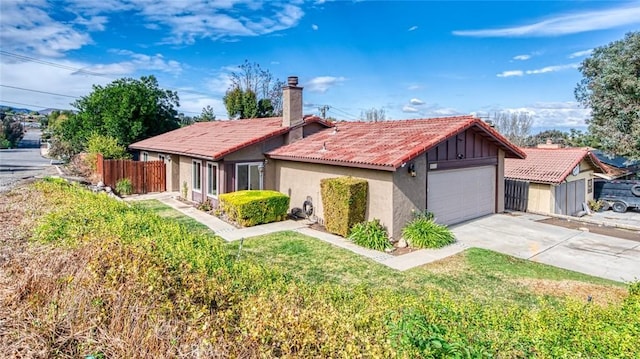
{"left": 320, "top": 177, "right": 368, "bottom": 237}
{"left": 219, "top": 190, "right": 290, "bottom": 227}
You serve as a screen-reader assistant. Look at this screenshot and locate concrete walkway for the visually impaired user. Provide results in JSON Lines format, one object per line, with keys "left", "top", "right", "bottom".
{"left": 124, "top": 192, "right": 463, "bottom": 270}
{"left": 125, "top": 193, "right": 640, "bottom": 280}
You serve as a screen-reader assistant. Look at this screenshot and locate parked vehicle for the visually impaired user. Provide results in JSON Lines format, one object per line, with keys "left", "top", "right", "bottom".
{"left": 594, "top": 179, "right": 640, "bottom": 213}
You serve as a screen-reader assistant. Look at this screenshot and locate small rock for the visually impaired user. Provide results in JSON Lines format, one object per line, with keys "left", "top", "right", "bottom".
{"left": 397, "top": 238, "right": 408, "bottom": 248}
{"left": 105, "top": 186, "right": 112, "bottom": 193}
{"left": 578, "top": 227, "right": 590, "bottom": 232}
{"left": 384, "top": 247, "right": 395, "bottom": 253}
{"left": 97, "top": 181, "right": 105, "bottom": 188}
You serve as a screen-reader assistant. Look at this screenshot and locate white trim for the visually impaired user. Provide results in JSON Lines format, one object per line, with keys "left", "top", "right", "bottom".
{"left": 235, "top": 162, "right": 263, "bottom": 191}
{"left": 206, "top": 161, "right": 219, "bottom": 198}
{"left": 142, "top": 151, "right": 149, "bottom": 162}
{"left": 192, "top": 160, "right": 202, "bottom": 193}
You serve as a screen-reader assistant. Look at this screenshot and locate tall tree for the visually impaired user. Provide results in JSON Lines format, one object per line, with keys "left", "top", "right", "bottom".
{"left": 360, "top": 107, "right": 386, "bottom": 122}
{"left": 53, "top": 75, "right": 180, "bottom": 154}
{"left": 491, "top": 112, "right": 533, "bottom": 147}
{"left": 575, "top": 32, "right": 640, "bottom": 159}
{"left": 223, "top": 61, "right": 284, "bottom": 119}
{"left": 195, "top": 105, "right": 216, "bottom": 122}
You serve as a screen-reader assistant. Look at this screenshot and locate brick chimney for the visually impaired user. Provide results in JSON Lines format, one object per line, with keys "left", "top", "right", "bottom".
{"left": 282, "top": 76, "right": 303, "bottom": 143}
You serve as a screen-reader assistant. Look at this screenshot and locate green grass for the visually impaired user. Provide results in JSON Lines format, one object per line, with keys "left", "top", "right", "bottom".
{"left": 139, "top": 200, "right": 624, "bottom": 305}
{"left": 133, "top": 199, "right": 212, "bottom": 235}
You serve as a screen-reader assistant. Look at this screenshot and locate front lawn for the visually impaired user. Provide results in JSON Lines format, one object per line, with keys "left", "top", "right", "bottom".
{"left": 6, "top": 186, "right": 635, "bottom": 358}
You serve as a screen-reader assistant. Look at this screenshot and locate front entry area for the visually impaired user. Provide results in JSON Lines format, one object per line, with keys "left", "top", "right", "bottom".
{"left": 427, "top": 166, "right": 496, "bottom": 225}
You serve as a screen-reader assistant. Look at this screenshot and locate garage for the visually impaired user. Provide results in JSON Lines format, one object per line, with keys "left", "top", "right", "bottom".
{"left": 427, "top": 166, "right": 496, "bottom": 225}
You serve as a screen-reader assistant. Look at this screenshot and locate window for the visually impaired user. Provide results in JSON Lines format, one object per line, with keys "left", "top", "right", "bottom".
{"left": 159, "top": 154, "right": 165, "bottom": 163}
{"left": 206, "top": 162, "right": 218, "bottom": 197}
{"left": 235, "top": 162, "right": 262, "bottom": 191}
{"left": 192, "top": 160, "right": 202, "bottom": 192}
{"left": 142, "top": 152, "right": 149, "bottom": 162}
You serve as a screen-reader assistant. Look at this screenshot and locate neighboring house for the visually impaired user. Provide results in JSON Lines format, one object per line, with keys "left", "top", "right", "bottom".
{"left": 505, "top": 147, "right": 607, "bottom": 216}
{"left": 592, "top": 150, "right": 639, "bottom": 180}
{"left": 131, "top": 76, "right": 525, "bottom": 239}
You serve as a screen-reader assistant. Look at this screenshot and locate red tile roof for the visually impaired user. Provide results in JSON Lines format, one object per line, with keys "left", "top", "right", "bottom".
{"left": 505, "top": 147, "right": 606, "bottom": 184}
{"left": 267, "top": 116, "right": 525, "bottom": 170}
{"left": 129, "top": 117, "right": 326, "bottom": 160}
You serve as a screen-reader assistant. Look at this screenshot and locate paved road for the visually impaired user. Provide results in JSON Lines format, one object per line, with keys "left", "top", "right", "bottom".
{"left": 0, "top": 129, "right": 54, "bottom": 192}
{"left": 452, "top": 214, "right": 640, "bottom": 283}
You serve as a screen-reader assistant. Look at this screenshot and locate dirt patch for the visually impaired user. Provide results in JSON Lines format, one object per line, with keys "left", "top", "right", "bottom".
{"left": 512, "top": 278, "right": 627, "bottom": 305}
{"left": 420, "top": 252, "right": 470, "bottom": 274}
{"left": 537, "top": 217, "right": 640, "bottom": 241}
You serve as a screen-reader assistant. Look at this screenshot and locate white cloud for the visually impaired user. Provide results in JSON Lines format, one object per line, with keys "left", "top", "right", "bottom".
{"left": 513, "top": 54, "right": 531, "bottom": 61}
{"left": 407, "top": 84, "right": 422, "bottom": 90}
{"left": 306, "top": 76, "right": 345, "bottom": 93}
{"left": 479, "top": 102, "right": 590, "bottom": 130}
{"left": 311, "top": 24, "right": 319, "bottom": 30}
{"left": 79, "top": 50, "right": 183, "bottom": 76}
{"left": 497, "top": 70, "right": 524, "bottom": 78}
{"left": 453, "top": 3, "right": 640, "bottom": 37}
{"left": 525, "top": 63, "right": 578, "bottom": 75}
{"left": 0, "top": 1, "right": 94, "bottom": 57}
{"left": 568, "top": 49, "right": 592, "bottom": 58}
{"left": 408, "top": 25, "right": 418, "bottom": 31}
{"left": 410, "top": 98, "right": 425, "bottom": 105}
{"left": 402, "top": 105, "right": 419, "bottom": 113}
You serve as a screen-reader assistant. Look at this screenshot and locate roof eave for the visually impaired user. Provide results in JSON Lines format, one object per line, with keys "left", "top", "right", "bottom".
{"left": 267, "top": 154, "right": 397, "bottom": 171}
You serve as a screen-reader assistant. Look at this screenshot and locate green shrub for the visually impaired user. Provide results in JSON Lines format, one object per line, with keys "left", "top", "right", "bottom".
{"left": 197, "top": 198, "right": 213, "bottom": 212}
{"left": 115, "top": 178, "right": 133, "bottom": 195}
{"left": 219, "top": 190, "right": 289, "bottom": 227}
{"left": 348, "top": 219, "right": 391, "bottom": 251}
{"left": 402, "top": 217, "right": 455, "bottom": 249}
{"left": 85, "top": 133, "right": 130, "bottom": 171}
{"left": 320, "top": 177, "right": 368, "bottom": 237}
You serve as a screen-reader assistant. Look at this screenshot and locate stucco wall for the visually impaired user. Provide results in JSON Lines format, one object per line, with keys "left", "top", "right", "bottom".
{"left": 392, "top": 154, "right": 427, "bottom": 239}
{"left": 274, "top": 160, "right": 394, "bottom": 236}
{"left": 179, "top": 155, "right": 193, "bottom": 199}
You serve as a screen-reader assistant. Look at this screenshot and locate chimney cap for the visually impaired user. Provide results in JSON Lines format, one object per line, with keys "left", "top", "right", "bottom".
{"left": 287, "top": 76, "right": 299, "bottom": 86}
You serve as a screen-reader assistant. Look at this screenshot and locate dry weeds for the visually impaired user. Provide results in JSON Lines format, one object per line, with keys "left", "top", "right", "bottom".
{"left": 511, "top": 278, "right": 628, "bottom": 305}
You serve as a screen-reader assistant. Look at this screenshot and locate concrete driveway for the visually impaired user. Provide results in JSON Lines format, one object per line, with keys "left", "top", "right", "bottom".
{"left": 451, "top": 214, "right": 640, "bottom": 283}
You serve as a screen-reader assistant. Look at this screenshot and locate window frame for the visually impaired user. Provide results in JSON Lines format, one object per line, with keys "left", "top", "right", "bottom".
{"left": 192, "top": 160, "right": 202, "bottom": 193}
{"left": 158, "top": 154, "right": 166, "bottom": 163}
{"left": 206, "top": 162, "right": 218, "bottom": 198}
{"left": 235, "top": 162, "right": 263, "bottom": 191}
{"left": 142, "top": 151, "right": 149, "bottom": 162}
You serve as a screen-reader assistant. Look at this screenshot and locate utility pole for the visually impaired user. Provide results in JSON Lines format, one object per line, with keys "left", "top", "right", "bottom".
{"left": 318, "top": 105, "right": 330, "bottom": 119}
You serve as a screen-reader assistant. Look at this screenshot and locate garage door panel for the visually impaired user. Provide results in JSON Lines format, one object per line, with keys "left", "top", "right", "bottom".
{"left": 427, "top": 166, "right": 496, "bottom": 225}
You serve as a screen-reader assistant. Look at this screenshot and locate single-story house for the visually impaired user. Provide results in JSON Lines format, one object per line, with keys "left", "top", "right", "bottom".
{"left": 505, "top": 147, "right": 607, "bottom": 216}
{"left": 130, "top": 76, "right": 525, "bottom": 239}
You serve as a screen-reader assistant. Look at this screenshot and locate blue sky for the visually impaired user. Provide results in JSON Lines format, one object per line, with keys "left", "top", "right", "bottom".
{"left": 1, "top": 0, "right": 639, "bottom": 132}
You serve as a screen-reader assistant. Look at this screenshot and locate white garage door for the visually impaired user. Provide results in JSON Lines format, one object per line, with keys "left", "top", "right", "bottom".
{"left": 427, "top": 166, "right": 496, "bottom": 225}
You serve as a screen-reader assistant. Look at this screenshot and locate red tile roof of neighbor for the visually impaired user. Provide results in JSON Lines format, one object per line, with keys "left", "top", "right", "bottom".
{"left": 505, "top": 147, "right": 607, "bottom": 184}
{"left": 129, "top": 117, "right": 327, "bottom": 160}
{"left": 267, "top": 116, "right": 525, "bottom": 171}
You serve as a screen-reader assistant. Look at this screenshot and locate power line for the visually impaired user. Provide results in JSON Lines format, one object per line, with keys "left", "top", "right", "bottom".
{"left": 328, "top": 106, "right": 359, "bottom": 120}
{"left": 0, "top": 99, "right": 56, "bottom": 109}
{"left": 1, "top": 84, "right": 79, "bottom": 99}
{"left": 0, "top": 50, "right": 219, "bottom": 98}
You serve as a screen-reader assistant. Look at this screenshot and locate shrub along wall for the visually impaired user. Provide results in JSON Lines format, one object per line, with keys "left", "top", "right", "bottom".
{"left": 320, "top": 177, "right": 368, "bottom": 237}
{"left": 219, "top": 190, "right": 289, "bottom": 227}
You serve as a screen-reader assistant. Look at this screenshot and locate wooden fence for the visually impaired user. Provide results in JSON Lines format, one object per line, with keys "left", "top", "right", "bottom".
{"left": 504, "top": 179, "right": 529, "bottom": 212}
{"left": 96, "top": 153, "right": 165, "bottom": 194}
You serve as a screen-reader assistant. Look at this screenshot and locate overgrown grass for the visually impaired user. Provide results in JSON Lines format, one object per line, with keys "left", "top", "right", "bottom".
{"left": 133, "top": 199, "right": 212, "bottom": 235}
{"left": 2, "top": 178, "right": 638, "bottom": 358}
